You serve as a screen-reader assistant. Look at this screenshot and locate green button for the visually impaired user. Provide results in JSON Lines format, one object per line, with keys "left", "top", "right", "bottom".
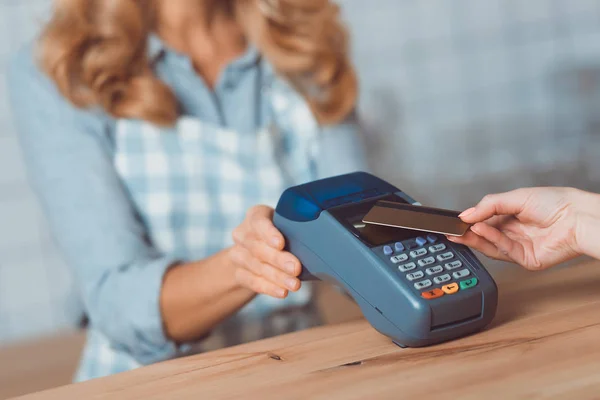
{"left": 459, "top": 277, "right": 478, "bottom": 290}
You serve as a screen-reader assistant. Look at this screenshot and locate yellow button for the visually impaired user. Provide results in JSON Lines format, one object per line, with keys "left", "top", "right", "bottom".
{"left": 442, "top": 283, "right": 459, "bottom": 294}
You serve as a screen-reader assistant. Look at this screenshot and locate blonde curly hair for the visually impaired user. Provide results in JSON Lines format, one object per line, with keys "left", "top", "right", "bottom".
{"left": 38, "top": 0, "right": 357, "bottom": 126}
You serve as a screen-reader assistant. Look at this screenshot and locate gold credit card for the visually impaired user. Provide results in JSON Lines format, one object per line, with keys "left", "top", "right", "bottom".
{"left": 362, "top": 200, "right": 472, "bottom": 237}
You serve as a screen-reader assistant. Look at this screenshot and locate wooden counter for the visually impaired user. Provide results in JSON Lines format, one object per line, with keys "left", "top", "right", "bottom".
{"left": 0, "top": 332, "right": 85, "bottom": 400}
{"left": 16, "top": 259, "right": 600, "bottom": 399}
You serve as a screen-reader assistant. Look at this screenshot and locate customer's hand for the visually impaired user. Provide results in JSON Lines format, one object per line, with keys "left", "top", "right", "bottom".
{"left": 448, "top": 187, "right": 598, "bottom": 270}
{"left": 230, "top": 205, "right": 301, "bottom": 298}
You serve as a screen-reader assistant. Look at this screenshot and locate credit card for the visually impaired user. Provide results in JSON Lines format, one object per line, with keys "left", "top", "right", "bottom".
{"left": 362, "top": 200, "right": 472, "bottom": 237}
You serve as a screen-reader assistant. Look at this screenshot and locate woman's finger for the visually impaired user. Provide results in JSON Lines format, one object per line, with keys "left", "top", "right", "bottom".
{"left": 231, "top": 245, "right": 300, "bottom": 291}
{"left": 240, "top": 238, "right": 301, "bottom": 277}
{"left": 459, "top": 188, "right": 534, "bottom": 224}
{"left": 242, "top": 253, "right": 300, "bottom": 292}
{"left": 257, "top": 261, "right": 301, "bottom": 292}
{"left": 247, "top": 206, "right": 285, "bottom": 249}
{"left": 235, "top": 268, "right": 288, "bottom": 298}
{"left": 484, "top": 214, "right": 515, "bottom": 229}
{"left": 448, "top": 230, "right": 512, "bottom": 262}
{"left": 470, "top": 222, "right": 526, "bottom": 266}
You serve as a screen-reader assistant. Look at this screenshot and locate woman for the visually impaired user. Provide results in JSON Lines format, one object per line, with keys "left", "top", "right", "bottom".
{"left": 450, "top": 187, "right": 600, "bottom": 269}
{"left": 8, "top": 0, "right": 367, "bottom": 381}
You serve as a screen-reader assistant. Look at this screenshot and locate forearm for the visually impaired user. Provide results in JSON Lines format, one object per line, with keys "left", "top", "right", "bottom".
{"left": 573, "top": 190, "right": 600, "bottom": 261}
{"left": 160, "top": 248, "right": 256, "bottom": 343}
{"left": 576, "top": 213, "right": 600, "bottom": 261}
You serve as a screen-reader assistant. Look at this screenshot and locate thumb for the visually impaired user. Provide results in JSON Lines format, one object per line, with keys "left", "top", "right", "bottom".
{"left": 459, "top": 188, "right": 533, "bottom": 224}
{"left": 247, "top": 205, "right": 283, "bottom": 249}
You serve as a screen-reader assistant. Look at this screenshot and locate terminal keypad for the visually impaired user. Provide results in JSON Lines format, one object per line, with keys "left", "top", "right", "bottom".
{"left": 378, "top": 235, "right": 479, "bottom": 300}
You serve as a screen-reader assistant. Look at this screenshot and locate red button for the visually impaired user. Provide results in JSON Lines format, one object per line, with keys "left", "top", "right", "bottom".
{"left": 421, "top": 288, "right": 444, "bottom": 300}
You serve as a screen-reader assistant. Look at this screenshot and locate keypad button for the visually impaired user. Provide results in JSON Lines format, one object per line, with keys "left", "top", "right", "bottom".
{"left": 418, "top": 256, "right": 436, "bottom": 267}
{"left": 394, "top": 242, "right": 405, "bottom": 252}
{"left": 416, "top": 237, "right": 427, "bottom": 247}
{"left": 410, "top": 248, "right": 428, "bottom": 258}
{"left": 414, "top": 279, "right": 432, "bottom": 290}
{"left": 383, "top": 245, "right": 393, "bottom": 256}
{"left": 425, "top": 265, "right": 444, "bottom": 276}
{"left": 437, "top": 252, "right": 454, "bottom": 262}
{"left": 406, "top": 271, "right": 425, "bottom": 281}
{"left": 459, "top": 277, "right": 479, "bottom": 290}
{"left": 433, "top": 274, "right": 452, "bottom": 284}
{"left": 445, "top": 260, "right": 463, "bottom": 271}
{"left": 442, "top": 283, "right": 459, "bottom": 294}
{"left": 390, "top": 254, "right": 409, "bottom": 264}
{"left": 426, "top": 234, "right": 438, "bottom": 244}
{"left": 452, "top": 269, "right": 471, "bottom": 279}
{"left": 428, "top": 243, "right": 447, "bottom": 253}
{"left": 398, "top": 262, "right": 416, "bottom": 272}
{"left": 421, "top": 288, "right": 444, "bottom": 300}
{"left": 406, "top": 241, "right": 419, "bottom": 250}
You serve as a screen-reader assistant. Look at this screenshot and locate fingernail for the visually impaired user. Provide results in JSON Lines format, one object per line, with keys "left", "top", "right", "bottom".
{"left": 447, "top": 235, "right": 457, "bottom": 241}
{"left": 285, "top": 277, "right": 299, "bottom": 291}
{"left": 284, "top": 261, "right": 297, "bottom": 275}
{"left": 471, "top": 224, "right": 481, "bottom": 235}
{"left": 276, "top": 288, "right": 287, "bottom": 298}
{"left": 459, "top": 207, "right": 476, "bottom": 218}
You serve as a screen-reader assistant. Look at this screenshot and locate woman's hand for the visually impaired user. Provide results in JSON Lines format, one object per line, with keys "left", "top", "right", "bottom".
{"left": 230, "top": 205, "right": 302, "bottom": 298}
{"left": 448, "top": 187, "right": 600, "bottom": 270}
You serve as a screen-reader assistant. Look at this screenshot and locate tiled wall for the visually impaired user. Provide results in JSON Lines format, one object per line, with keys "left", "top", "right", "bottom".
{"left": 344, "top": 0, "right": 600, "bottom": 207}
{"left": 1, "top": 0, "right": 600, "bottom": 344}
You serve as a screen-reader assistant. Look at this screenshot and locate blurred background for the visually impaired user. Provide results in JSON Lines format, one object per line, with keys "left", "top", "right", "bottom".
{"left": 1, "top": 0, "right": 600, "bottom": 397}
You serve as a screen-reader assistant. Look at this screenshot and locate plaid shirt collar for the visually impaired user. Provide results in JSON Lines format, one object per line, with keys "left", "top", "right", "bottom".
{"left": 147, "top": 33, "right": 262, "bottom": 70}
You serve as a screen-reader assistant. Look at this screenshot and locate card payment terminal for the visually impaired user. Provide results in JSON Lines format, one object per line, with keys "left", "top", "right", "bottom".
{"left": 274, "top": 172, "right": 498, "bottom": 347}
